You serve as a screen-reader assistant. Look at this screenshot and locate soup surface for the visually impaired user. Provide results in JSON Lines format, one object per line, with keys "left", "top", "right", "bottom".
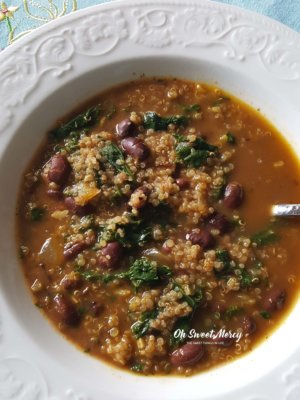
{"left": 17, "top": 78, "right": 300, "bottom": 375}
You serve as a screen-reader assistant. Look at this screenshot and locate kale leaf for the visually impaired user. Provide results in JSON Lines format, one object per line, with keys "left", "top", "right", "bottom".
{"left": 210, "top": 179, "right": 226, "bottom": 201}
{"left": 240, "top": 269, "right": 253, "bottom": 288}
{"left": 183, "top": 104, "right": 201, "bottom": 113}
{"left": 131, "top": 363, "right": 144, "bottom": 372}
{"left": 30, "top": 206, "right": 45, "bottom": 221}
{"left": 98, "top": 216, "right": 153, "bottom": 248}
{"left": 131, "top": 309, "right": 158, "bottom": 338}
{"left": 251, "top": 229, "right": 278, "bottom": 247}
{"left": 260, "top": 310, "right": 271, "bottom": 319}
{"left": 224, "top": 306, "right": 243, "bottom": 320}
{"left": 64, "top": 130, "right": 81, "bottom": 153}
{"left": 101, "top": 142, "right": 134, "bottom": 179}
{"left": 225, "top": 132, "right": 236, "bottom": 144}
{"left": 175, "top": 136, "right": 218, "bottom": 168}
{"left": 173, "top": 283, "right": 203, "bottom": 310}
{"left": 75, "top": 267, "right": 101, "bottom": 282}
{"left": 170, "top": 316, "right": 191, "bottom": 346}
{"left": 51, "top": 105, "right": 101, "bottom": 141}
{"left": 143, "top": 111, "right": 187, "bottom": 131}
{"left": 103, "top": 257, "right": 172, "bottom": 288}
{"left": 121, "top": 220, "right": 153, "bottom": 247}
{"left": 214, "top": 249, "right": 233, "bottom": 279}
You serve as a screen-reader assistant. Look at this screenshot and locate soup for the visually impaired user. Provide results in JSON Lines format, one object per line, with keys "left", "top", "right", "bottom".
{"left": 17, "top": 77, "right": 300, "bottom": 375}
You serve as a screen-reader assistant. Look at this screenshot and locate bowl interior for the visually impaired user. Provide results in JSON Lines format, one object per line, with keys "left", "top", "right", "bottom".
{"left": 1, "top": 56, "right": 300, "bottom": 400}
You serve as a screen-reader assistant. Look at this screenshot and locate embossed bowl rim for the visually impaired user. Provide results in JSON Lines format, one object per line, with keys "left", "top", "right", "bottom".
{"left": 0, "top": 1, "right": 300, "bottom": 399}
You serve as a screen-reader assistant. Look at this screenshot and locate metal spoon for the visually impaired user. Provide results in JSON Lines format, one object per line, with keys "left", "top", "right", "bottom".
{"left": 272, "top": 204, "right": 300, "bottom": 217}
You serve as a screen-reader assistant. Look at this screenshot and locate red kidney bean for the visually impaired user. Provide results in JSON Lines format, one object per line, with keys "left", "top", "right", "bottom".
{"left": 211, "top": 335, "right": 234, "bottom": 348}
{"left": 48, "top": 154, "right": 71, "bottom": 186}
{"left": 116, "top": 118, "right": 136, "bottom": 138}
{"left": 162, "top": 241, "right": 172, "bottom": 254}
{"left": 121, "top": 137, "right": 149, "bottom": 161}
{"left": 262, "top": 288, "right": 286, "bottom": 312}
{"left": 170, "top": 341, "right": 205, "bottom": 367}
{"left": 64, "top": 197, "right": 94, "bottom": 216}
{"left": 242, "top": 316, "right": 256, "bottom": 335}
{"left": 46, "top": 189, "right": 63, "bottom": 200}
{"left": 176, "top": 178, "right": 189, "bottom": 190}
{"left": 53, "top": 293, "right": 80, "bottom": 326}
{"left": 186, "top": 229, "right": 215, "bottom": 250}
{"left": 98, "top": 241, "right": 123, "bottom": 269}
{"left": 206, "top": 212, "right": 230, "bottom": 234}
{"left": 223, "top": 182, "right": 244, "bottom": 209}
{"left": 60, "top": 273, "right": 82, "bottom": 291}
{"left": 63, "top": 241, "right": 87, "bottom": 260}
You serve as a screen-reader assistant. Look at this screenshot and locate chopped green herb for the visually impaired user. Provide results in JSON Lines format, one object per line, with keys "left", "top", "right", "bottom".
{"left": 214, "top": 249, "right": 233, "bottom": 278}
{"left": 30, "top": 206, "right": 45, "bottom": 221}
{"left": 260, "top": 311, "right": 271, "bottom": 319}
{"left": 51, "top": 105, "right": 101, "bottom": 141}
{"left": 123, "top": 224, "right": 153, "bottom": 247}
{"left": 105, "top": 104, "right": 117, "bottom": 119}
{"left": 225, "top": 132, "right": 236, "bottom": 145}
{"left": 175, "top": 136, "right": 218, "bottom": 168}
{"left": 131, "top": 309, "right": 158, "bottom": 338}
{"left": 143, "top": 111, "right": 187, "bottom": 131}
{"left": 111, "top": 186, "right": 124, "bottom": 205}
{"left": 216, "top": 249, "right": 231, "bottom": 264}
{"left": 184, "top": 288, "right": 203, "bottom": 309}
{"left": 103, "top": 257, "right": 172, "bottom": 288}
{"left": 183, "top": 104, "right": 201, "bottom": 113}
{"left": 131, "top": 363, "right": 144, "bottom": 372}
{"left": 173, "top": 133, "right": 186, "bottom": 143}
{"left": 98, "top": 216, "right": 153, "bottom": 248}
{"left": 210, "top": 179, "right": 226, "bottom": 201}
{"left": 126, "top": 259, "right": 172, "bottom": 288}
{"left": 170, "top": 316, "right": 191, "bottom": 346}
{"left": 251, "top": 229, "right": 278, "bottom": 247}
{"left": 240, "top": 269, "right": 253, "bottom": 288}
{"left": 173, "top": 283, "right": 203, "bottom": 310}
{"left": 101, "top": 142, "right": 134, "bottom": 179}
{"left": 64, "top": 130, "right": 81, "bottom": 153}
{"left": 75, "top": 267, "right": 101, "bottom": 282}
{"left": 77, "top": 215, "right": 94, "bottom": 233}
{"left": 224, "top": 306, "right": 243, "bottom": 320}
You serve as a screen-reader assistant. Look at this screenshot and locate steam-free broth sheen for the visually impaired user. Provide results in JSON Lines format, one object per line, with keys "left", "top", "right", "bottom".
{"left": 17, "top": 78, "right": 300, "bottom": 375}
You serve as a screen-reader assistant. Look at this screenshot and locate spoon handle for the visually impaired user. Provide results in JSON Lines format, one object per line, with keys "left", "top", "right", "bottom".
{"left": 272, "top": 204, "right": 300, "bottom": 217}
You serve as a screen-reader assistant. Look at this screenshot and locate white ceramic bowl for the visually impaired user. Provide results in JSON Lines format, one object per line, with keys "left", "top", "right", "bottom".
{"left": 1, "top": 1, "right": 300, "bottom": 399}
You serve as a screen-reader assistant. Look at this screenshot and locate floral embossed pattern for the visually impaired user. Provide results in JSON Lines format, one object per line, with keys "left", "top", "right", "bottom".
{"left": 0, "top": 1, "right": 300, "bottom": 399}
{"left": 0, "top": 2, "right": 299, "bottom": 135}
